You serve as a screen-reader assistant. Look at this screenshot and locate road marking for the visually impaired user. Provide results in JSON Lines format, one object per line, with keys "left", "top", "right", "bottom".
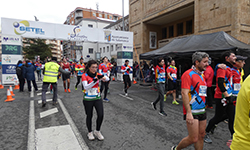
{"left": 40, "top": 108, "right": 58, "bottom": 118}
{"left": 119, "top": 94, "right": 134, "bottom": 100}
{"left": 36, "top": 125, "right": 82, "bottom": 150}
{"left": 38, "top": 87, "right": 42, "bottom": 90}
{"left": 30, "top": 87, "right": 34, "bottom": 98}
{"left": 37, "top": 91, "right": 50, "bottom": 96}
{"left": 58, "top": 99, "right": 89, "bottom": 150}
{"left": 27, "top": 101, "right": 35, "bottom": 150}
{"left": 38, "top": 99, "right": 52, "bottom": 104}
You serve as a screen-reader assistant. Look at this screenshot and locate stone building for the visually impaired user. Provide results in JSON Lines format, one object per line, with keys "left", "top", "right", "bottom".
{"left": 129, "top": 0, "right": 250, "bottom": 60}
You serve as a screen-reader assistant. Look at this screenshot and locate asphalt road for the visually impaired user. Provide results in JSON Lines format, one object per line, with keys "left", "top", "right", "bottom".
{"left": 0, "top": 74, "right": 231, "bottom": 150}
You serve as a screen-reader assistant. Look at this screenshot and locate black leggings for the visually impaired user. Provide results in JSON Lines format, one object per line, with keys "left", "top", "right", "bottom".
{"left": 83, "top": 99, "right": 104, "bottom": 132}
{"left": 75, "top": 76, "right": 83, "bottom": 90}
{"left": 206, "top": 98, "right": 235, "bottom": 136}
{"left": 123, "top": 75, "right": 131, "bottom": 93}
{"left": 100, "top": 81, "right": 109, "bottom": 99}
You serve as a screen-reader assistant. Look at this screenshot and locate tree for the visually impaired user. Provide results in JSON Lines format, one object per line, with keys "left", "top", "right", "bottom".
{"left": 22, "top": 38, "right": 52, "bottom": 61}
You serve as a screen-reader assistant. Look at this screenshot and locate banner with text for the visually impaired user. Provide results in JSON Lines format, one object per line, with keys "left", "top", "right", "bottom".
{"left": 1, "top": 17, "right": 133, "bottom": 44}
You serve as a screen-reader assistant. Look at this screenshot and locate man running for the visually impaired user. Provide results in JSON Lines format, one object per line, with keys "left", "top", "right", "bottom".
{"left": 99, "top": 57, "right": 110, "bottom": 102}
{"left": 172, "top": 52, "right": 209, "bottom": 150}
{"left": 61, "top": 57, "right": 71, "bottom": 92}
{"left": 165, "top": 59, "right": 179, "bottom": 105}
{"left": 204, "top": 51, "right": 236, "bottom": 143}
{"left": 121, "top": 60, "right": 132, "bottom": 96}
{"left": 75, "top": 58, "right": 85, "bottom": 92}
{"left": 151, "top": 58, "right": 167, "bottom": 116}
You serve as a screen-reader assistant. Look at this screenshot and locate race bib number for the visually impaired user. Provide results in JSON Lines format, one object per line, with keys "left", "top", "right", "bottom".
{"left": 234, "top": 83, "right": 241, "bottom": 91}
{"left": 65, "top": 68, "right": 69, "bottom": 71}
{"left": 87, "top": 88, "right": 98, "bottom": 96}
{"left": 171, "top": 73, "right": 177, "bottom": 78}
{"left": 199, "top": 85, "right": 207, "bottom": 97}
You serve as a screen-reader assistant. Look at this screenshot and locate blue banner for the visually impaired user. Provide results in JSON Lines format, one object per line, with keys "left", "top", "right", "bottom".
{"left": 2, "top": 44, "right": 22, "bottom": 55}
{"left": 2, "top": 64, "right": 16, "bottom": 74}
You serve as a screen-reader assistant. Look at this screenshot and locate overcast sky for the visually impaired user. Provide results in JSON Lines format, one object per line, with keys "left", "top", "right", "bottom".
{"left": 0, "top": 0, "right": 129, "bottom": 29}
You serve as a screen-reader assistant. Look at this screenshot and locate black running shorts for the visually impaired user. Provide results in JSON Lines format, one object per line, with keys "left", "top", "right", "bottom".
{"left": 183, "top": 112, "right": 207, "bottom": 121}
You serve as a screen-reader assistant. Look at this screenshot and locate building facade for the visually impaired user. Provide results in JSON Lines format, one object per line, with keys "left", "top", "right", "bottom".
{"left": 45, "top": 40, "right": 62, "bottom": 60}
{"left": 63, "top": 7, "right": 122, "bottom": 61}
{"left": 129, "top": 0, "right": 250, "bottom": 60}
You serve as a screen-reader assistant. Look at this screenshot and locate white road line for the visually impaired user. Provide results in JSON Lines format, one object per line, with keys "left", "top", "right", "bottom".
{"left": 36, "top": 125, "right": 82, "bottom": 150}
{"left": 27, "top": 101, "right": 35, "bottom": 150}
{"left": 38, "top": 99, "right": 52, "bottom": 104}
{"left": 40, "top": 108, "right": 58, "bottom": 118}
{"left": 119, "top": 94, "right": 134, "bottom": 101}
{"left": 38, "top": 87, "right": 42, "bottom": 90}
{"left": 58, "top": 99, "right": 89, "bottom": 150}
{"left": 30, "top": 87, "right": 34, "bottom": 98}
{"left": 37, "top": 92, "right": 50, "bottom": 96}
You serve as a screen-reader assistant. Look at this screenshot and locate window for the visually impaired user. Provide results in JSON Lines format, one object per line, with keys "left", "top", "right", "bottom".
{"left": 186, "top": 20, "right": 193, "bottom": 34}
{"left": 71, "top": 20, "right": 74, "bottom": 25}
{"left": 93, "top": 13, "right": 96, "bottom": 17}
{"left": 111, "top": 45, "right": 113, "bottom": 51}
{"left": 89, "top": 48, "right": 93, "bottom": 54}
{"left": 105, "top": 14, "right": 107, "bottom": 18}
{"left": 88, "top": 24, "right": 93, "bottom": 28}
{"left": 103, "top": 47, "right": 105, "bottom": 53}
{"left": 109, "top": 15, "right": 112, "bottom": 19}
{"left": 107, "top": 46, "right": 109, "bottom": 52}
{"left": 99, "top": 13, "right": 102, "bottom": 17}
{"left": 100, "top": 48, "right": 102, "bottom": 53}
{"left": 177, "top": 23, "right": 183, "bottom": 36}
{"left": 169, "top": 25, "right": 174, "bottom": 38}
{"left": 162, "top": 28, "right": 167, "bottom": 39}
{"left": 72, "top": 14, "right": 74, "bottom": 18}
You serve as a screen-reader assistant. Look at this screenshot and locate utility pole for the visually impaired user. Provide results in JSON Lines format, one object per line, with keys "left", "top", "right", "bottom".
{"left": 122, "top": 0, "right": 125, "bottom": 31}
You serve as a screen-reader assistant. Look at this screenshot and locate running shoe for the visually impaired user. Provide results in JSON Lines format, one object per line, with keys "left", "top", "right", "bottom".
{"left": 125, "top": 93, "right": 128, "bottom": 96}
{"left": 94, "top": 130, "right": 104, "bottom": 141}
{"left": 42, "top": 101, "right": 46, "bottom": 108}
{"left": 64, "top": 89, "right": 67, "bottom": 92}
{"left": 224, "top": 119, "right": 229, "bottom": 124}
{"left": 82, "top": 90, "right": 84, "bottom": 93}
{"left": 172, "top": 100, "right": 179, "bottom": 105}
{"left": 68, "top": 89, "right": 71, "bottom": 93}
{"left": 164, "top": 95, "right": 167, "bottom": 101}
{"left": 52, "top": 101, "right": 58, "bottom": 106}
{"left": 75, "top": 87, "right": 77, "bottom": 90}
{"left": 206, "top": 105, "right": 213, "bottom": 109}
{"left": 87, "top": 132, "right": 95, "bottom": 141}
{"left": 151, "top": 102, "right": 156, "bottom": 110}
{"left": 204, "top": 133, "right": 212, "bottom": 143}
{"left": 159, "top": 111, "right": 167, "bottom": 116}
{"left": 50, "top": 90, "right": 53, "bottom": 94}
{"left": 171, "top": 146, "right": 177, "bottom": 150}
{"left": 103, "top": 98, "right": 110, "bottom": 102}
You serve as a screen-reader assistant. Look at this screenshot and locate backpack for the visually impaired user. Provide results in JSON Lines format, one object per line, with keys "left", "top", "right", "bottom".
{"left": 16, "top": 66, "right": 22, "bottom": 76}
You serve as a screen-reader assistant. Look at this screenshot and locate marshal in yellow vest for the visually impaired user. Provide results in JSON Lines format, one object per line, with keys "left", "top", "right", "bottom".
{"left": 43, "top": 62, "right": 60, "bottom": 83}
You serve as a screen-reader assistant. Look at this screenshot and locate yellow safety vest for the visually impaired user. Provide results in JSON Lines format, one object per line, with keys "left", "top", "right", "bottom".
{"left": 43, "top": 62, "right": 59, "bottom": 83}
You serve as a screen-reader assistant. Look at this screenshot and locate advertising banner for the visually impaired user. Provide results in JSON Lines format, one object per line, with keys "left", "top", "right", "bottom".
{"left": 2, "top": 44, "right": 22, "bottom": 55}
{"left": 2, "top": 74, "right": 18, "bottom": 84}
{"left": 2, "top": 55, "right": 23, "bottom": 64}
{"left": 1, "top": 17, "right": 133, "bottom": 44}
{"left": 2, "top": 64, "right": 17, "bottom": 74}
{"left": 1, "top": 34, "right": 22, "bottom": 45}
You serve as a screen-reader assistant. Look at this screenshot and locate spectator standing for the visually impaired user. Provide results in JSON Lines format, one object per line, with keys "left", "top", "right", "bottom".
{"left": 23, "top": 60, "right": 38, "bottom": 92}
{"left": 16, "top": 60, "right": 25, "bottom": 92}
{"left": 204, "top": 57, "right": 214, "bottom": 109}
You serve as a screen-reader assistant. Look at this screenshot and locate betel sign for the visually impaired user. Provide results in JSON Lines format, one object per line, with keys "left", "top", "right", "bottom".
{"left": 2, "top": 44, "right": 22, "bottom": 55}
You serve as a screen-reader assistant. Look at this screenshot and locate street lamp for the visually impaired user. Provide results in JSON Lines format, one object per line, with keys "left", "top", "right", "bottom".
{"left": 122, "top": 0, "right": 125, "bottom": 31}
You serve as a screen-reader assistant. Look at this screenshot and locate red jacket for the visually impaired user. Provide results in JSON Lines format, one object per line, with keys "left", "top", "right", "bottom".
{"left": 204, "top": 65, "right": 214, "bottom": 87}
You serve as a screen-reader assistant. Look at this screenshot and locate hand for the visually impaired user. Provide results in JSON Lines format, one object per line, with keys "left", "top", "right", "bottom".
{"left": 97, "top": 74, "right": 104, "bottom": 79}
{"left": 226, "top": 139, "right": 232, "bottom": 148}
{"left": 218, "top": 64, "right": 227, "bottom": 70}
{"left": 186, "top": 113, "right": 194, "bottom": 125}
{"left": 127, "top": 68, "right": 130, "bottom": 71}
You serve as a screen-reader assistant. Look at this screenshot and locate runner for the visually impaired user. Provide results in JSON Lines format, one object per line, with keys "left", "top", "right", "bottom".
{"left": 61, "top": 57, "right": 71, "bottom": 92}
{"left": 204, "top": 51, "right": 236, "bottom": 143}
{"left": 204, "top": 57, "right": 214, "bottom": 109}
{"left": 121, "top": 60, "right": 132, "bottom": 96}
{"left": 75, "top": 58, "right": 85, "bottom": 92}
{"left": 82, "top": 60, "right": 109, "bottom": 141}
{"left": 171, "top": 52, "right": 209, "bottom": 150}
{"left": 165, "top": 59, "right": 179, "bottom": 105}
{"left": 99, "top": 57, "right": 110, "bottom": 102}
{"left": 35, "top": 60, "right": 42, "bottom": 81}
{"left": 151, "top": 58, "right": 167, "bottom": 116}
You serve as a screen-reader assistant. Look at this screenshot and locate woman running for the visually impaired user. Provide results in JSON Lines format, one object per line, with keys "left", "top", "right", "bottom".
{"left": 82, "top": 60, "right": 109, "bottom": 140}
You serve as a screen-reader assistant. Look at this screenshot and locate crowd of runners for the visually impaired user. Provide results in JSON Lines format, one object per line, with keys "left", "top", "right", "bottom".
{"left": 16, "top": 50, "right": 250, "bottom": 149}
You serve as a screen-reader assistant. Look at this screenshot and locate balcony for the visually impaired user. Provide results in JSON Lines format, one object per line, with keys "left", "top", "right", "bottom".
{"left": 75, "top": 12, "right": 83, "bottom": 19}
